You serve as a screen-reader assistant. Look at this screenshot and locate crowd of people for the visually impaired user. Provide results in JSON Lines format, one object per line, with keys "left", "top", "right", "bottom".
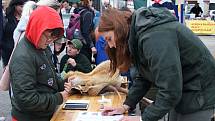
{"left": 0, "top": 0, "right": 98, "bottom": 120}
{"left": 1, "top": 0, "right": 215, "bottom": 121}
{"left": 1, "top": 0, "right": 98, "bottom": 72}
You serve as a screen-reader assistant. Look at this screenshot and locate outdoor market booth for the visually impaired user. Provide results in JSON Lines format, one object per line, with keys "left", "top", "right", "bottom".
{"left": 184, "top": 0, "right": 215, "bottom": 35}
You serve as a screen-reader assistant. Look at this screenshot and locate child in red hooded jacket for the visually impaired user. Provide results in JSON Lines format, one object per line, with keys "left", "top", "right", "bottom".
{"left": 9, "top": 6, "right": 72, "bottom": 121}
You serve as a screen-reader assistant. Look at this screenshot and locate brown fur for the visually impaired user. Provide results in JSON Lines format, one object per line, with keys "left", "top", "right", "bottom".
{"left": 64, "top": 60, "right": 128, "bottom": 96}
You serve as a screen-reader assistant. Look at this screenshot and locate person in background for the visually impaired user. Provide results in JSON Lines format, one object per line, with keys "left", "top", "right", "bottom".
{"left": 152, "top": 0, "right": 176, "bottom": 16}
{"left": 71, "top": 2, "right": 78, "bottom": 11}
{"left": 37, "top": 0, "right": 61, "bottom": 13}
{"left": 97, "top": 8, "right": 215, "bottom": 121}
{"left": 102, "top": 1, "right": 112, "bottom": 10}
{"left": 95, "top": 36, "right": 108, "bottom": 65}
{"left": 13, "top": 1, "right": 37, "bottom": 44}
{"left": 74, "top": 0, "right": 96, "bottom": 63}
{"left": 61, "top": 0, "right": 73, "bottom": 14}
{"left": 190, "top": 3, "right": 203, "bottom": 17}
{"left": 93, "top": 10, "right": 100, "bottom": 30}
{"left": 93, "top": 9, "right": 108, "bottom": 65}
{"left": 37, "top": 0, "right": 63, "bottom": 21}
{"left": 51, "top": 37, "right": 66, "bottom": 73}
{"left": 60, "top": 39, "right": 92, "bottom": 75}
{"left": 13, "top": 0, "right": 62, "bottom": 45}
{"left": 1, "top": 0, "right": 26, "bottom": 67}
{"left": 9, "top": 6, "right": 72, "bottom": 121}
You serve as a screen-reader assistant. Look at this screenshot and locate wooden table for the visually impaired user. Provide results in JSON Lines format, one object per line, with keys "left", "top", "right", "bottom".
{"left": 51, "top": 92, "right": 135, "bottom": 121}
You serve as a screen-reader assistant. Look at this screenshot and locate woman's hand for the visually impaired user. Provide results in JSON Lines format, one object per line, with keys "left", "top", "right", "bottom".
{"left": 101, "top": 106, "right": 126, "bottom": 116}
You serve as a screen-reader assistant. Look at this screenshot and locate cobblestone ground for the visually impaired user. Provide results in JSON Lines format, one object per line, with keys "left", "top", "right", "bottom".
{"left": 0, "top": 35, "right": 214, "bottom": 121}
{"left": 0, "top": 60, "right": 11, "bottom": 121}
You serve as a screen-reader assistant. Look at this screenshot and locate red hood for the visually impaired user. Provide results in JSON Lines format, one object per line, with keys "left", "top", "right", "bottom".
{"left": 25, "top": 6, "right": 64, "bottom": 48}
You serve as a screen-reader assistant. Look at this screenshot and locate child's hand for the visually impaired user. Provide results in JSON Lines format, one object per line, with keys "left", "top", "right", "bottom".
{"left": 67, "top": 58, "right": 76, "bottom": 67}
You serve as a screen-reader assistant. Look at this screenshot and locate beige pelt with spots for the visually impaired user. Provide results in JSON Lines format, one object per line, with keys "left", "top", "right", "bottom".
{"left": 64, "top": 60, "right": 128, "bottom": 96}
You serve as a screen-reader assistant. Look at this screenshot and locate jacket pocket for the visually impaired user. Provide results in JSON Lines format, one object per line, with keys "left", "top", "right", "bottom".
{"left": 175, "top": 91, "right": 204, "bottom": 114}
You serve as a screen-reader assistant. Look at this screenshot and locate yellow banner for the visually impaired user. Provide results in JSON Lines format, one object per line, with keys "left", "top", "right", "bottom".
{"left": 185, "top": 20, "right": 215, "bottom": 35}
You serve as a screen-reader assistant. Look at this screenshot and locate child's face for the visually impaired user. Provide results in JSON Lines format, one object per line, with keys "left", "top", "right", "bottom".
{"left": 55, "top": 42, "right": 63, "bottom": 52}
{"left": 66, "top": 43, "right": 79, "bottom": 56}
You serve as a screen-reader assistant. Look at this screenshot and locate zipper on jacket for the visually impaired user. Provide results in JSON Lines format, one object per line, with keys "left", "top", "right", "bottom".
{"left": 43, "top": 51, "right": 56, "bottom": 83}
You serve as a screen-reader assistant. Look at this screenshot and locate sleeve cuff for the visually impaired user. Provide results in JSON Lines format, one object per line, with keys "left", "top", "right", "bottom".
{"left": 55, "top": 92, "right": 63, "bottom": 105}
{"left": 123, "top": 97, "right": 137, "bottom": 110}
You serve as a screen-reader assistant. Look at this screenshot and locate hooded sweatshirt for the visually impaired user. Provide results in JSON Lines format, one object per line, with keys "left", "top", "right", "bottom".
{"left": 9, "top": 6, "right": 64, "bottom": 121}
{"left": 125, "top": 7, "right": 215, "bottom": 121}
{"left": 25, "top": 6, "right": 63, "bottom": 49}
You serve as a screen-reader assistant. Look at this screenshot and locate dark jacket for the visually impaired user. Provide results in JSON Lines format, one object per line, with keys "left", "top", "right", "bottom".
{"left": 9, "top": 37, "right": 64, "bottom": 121}
{"left": 74, "top": 6, "right": 95, "bottom": 62}
{"left": 124, "top": 7, "right": 215, "bottom": 121}
{"left": 9, "top": 6, "right": 65, "bottom": 121}
{"left": 76, "top": 6, "right": 94, "bottom": 48}
{"left": 1, "top": 15, "right": 18, "bottom": 66}
{"left": 60, "top": 53, "right": 92, "bottom": 73}
{"left": 190, "top": 6, "right": 203, "bottom": 17}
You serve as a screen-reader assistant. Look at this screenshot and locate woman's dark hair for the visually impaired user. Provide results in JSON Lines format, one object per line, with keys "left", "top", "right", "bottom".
{"left": 98, "top": 8, "right": 132, "bottom": 74}
{"left": 6, "top": 0, "right": 26, "bottom": 17}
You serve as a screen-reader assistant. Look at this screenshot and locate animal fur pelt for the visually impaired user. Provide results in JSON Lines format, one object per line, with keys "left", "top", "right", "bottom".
{"left": 64, "top": 60, "right": 128, "bottom": 96}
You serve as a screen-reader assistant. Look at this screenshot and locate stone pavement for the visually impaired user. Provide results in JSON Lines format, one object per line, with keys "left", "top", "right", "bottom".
{"left": 199, "top": 35, "right": 215, "bottom": 56}
{"left": 0, "top": 35, "right": 214, "bottom": 121}
{"left": 0, "top": 60, "right": 11, "bottom": 121}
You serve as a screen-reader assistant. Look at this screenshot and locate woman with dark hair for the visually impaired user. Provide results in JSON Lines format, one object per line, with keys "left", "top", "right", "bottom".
{"left": 1, "top": 0, "right": 26, "bottom": 67}
{"left": 97, "top": 8, "right": 215, "bottom": 121}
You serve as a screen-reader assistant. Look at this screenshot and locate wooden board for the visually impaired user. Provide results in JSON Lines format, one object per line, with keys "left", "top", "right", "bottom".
{"left": 51, "top": 92, "right": 128, "bottom": 121}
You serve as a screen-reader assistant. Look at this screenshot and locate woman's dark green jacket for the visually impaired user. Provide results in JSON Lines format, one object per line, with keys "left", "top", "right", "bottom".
{"left": 124, "top": 7, "right": 215, "bottom": 121}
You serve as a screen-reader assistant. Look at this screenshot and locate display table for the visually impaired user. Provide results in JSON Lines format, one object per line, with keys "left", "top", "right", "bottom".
{"left": 51, "top": 92, "right": 141, "bottom": 121}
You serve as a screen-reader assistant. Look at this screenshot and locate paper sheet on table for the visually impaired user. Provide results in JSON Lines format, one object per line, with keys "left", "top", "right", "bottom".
{"left": 75, "top": 112, "right": 123, "bottom": 121}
